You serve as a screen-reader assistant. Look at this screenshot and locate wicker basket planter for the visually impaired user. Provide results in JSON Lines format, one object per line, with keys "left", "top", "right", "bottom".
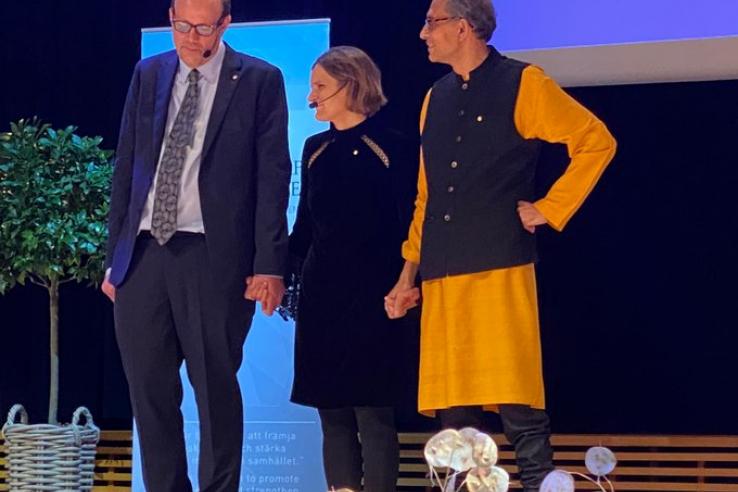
{"left": 1, "top": 405, "right": 100, "bottom": 491}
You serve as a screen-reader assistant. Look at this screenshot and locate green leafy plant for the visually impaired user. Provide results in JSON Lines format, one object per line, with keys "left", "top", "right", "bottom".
{"left": 0, "top": 118, "right": 113, "bottom": 423}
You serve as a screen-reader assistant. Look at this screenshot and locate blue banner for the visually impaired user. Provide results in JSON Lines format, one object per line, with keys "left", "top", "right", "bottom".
{"left": 135, "top": 19, "right": 330, "bottom": 492}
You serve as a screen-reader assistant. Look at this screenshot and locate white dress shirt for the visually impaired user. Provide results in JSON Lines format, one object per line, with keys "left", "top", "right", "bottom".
{"left": 138, "top": 42, "right": 226, "bottom": 234}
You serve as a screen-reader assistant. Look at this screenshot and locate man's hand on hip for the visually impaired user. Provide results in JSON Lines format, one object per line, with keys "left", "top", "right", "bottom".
{"left": 517, "top": 200, "right": 547, "bottom": 234}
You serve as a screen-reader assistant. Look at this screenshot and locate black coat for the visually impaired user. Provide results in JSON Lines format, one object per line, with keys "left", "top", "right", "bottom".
{"left": 289, "top": 115, "right": 417, "bottom": 408}
{"left": 106, "top": 45, "right": 291, "bottom": 288}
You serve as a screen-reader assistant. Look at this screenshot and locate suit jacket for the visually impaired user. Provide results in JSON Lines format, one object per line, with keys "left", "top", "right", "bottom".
{"left": 105, "top": 45, "right": 291, "bottom": 289}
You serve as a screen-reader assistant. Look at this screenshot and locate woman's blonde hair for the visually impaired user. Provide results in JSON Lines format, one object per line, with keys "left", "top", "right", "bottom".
{"left": 314, "top": 46, "right": 387, "bottom": 116}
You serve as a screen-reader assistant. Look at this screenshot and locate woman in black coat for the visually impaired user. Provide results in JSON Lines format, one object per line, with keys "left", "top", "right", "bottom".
{"left": 288, "top": 46, "right": 417, "bottom": 491}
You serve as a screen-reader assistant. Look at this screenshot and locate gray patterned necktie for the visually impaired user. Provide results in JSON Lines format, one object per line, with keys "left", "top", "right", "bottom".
{"left": 151, "top": 69, "right": 201, "bottom": 245}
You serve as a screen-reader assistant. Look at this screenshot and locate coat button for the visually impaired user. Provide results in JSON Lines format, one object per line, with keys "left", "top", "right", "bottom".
{"left": 443, "top": 214, "right": 452, "bottom": 222}
{"left": 476, "top": 115, "right": 484, "bottom": 122}
{"left": 447, "top": 185, "right": 455, "bottom": 193}
{"left": 352, "top": 149, "right": 359, "bottom": 156}
{"left": 450, "top": 161, "right": 458, "bottom": 169}
{"left": 458, "top": 109, "right": 465, "bottom": 117}
{"left": 455, "top": 136, "right": 462, "bottom": 143}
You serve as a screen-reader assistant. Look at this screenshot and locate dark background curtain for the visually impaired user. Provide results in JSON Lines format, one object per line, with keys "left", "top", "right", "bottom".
{"left": 1, "top": 0, "right": 737, "bottom": 433}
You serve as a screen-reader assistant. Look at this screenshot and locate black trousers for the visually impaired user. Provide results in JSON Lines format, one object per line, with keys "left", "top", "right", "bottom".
{"left": 318, "top": 406, "right": 399, "bottom": 492}
{"left": 439, "top": 405, "right": 554, "bottom": 492}
{"left": 115, "top": 233, "right": 254, "bottom": 492}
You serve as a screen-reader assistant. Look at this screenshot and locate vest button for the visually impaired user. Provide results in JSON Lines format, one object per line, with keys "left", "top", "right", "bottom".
{"left": 447, "top": 186, "right": 455, "bottom": 193}
{"left": 455, "top": 136, "right": 462, "bottom": 143}
{"left": 443, "top": 214, "right": 451, "bottom": 222}
{"left": 461, "top": 83, "right": 469, "bottom": 90}
{"left": 458, "top": 110, "right": 465, "bottom": 117}
{"left": 450, "top": 161, "right": 458, "bottom": 169}
{"left": 352, "top": 149, "right": 359, "bottom": 156}
{"left": 476, "top": 115, "right": 484, "bottom": 122}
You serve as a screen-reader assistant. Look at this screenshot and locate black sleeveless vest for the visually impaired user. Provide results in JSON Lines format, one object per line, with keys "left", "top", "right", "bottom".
{"left": 419, "top": 48, "right": 541, "bottom": 280}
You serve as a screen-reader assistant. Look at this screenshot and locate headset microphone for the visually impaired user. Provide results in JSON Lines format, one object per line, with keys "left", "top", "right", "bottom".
{"left": 202, "top": 36, "right": 220, "bottom": 59}
{"left": 308, "top": 83, "right": 347, "bottom": 109}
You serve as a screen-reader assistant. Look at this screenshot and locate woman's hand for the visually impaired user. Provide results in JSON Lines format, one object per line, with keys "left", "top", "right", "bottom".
{"left": 384, "top": 260, "right": 421, "bottom": 319}
{"left": 384, "top": 282, "right": 421, "bottom": 319}
{"left": 245, "top": 275, "right": 286, "bottom": 316}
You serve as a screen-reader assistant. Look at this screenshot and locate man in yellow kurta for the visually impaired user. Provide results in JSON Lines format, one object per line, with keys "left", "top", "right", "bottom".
{"left": 384, "top": 0, "right": 617, "bottom": 489}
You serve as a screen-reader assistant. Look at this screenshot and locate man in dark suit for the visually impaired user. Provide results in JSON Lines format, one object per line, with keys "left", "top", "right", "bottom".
{"left": 101, "top": 0, "right": 290, "bottom": 489}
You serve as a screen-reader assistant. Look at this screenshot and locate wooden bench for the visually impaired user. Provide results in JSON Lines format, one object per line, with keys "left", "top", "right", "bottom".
{"left": 399, "top": 433, "right": 738, "bottom": 491}
{"left": 0, "top": 430, "right": 132, "bottom": 491}
{"left": 3, "top": 432, "right": 738, "bottom": 490}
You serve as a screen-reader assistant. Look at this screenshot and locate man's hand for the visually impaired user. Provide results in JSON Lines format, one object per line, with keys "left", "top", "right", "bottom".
{"left": 101, "top": 268, "right": 115, "bottom": 302}
{"left": 517, "top": 200, "right": 547, "bottom": 233}
{"left": 384, "top": 282, "right": 421, "bottom": 319}
{"left": 384, "top": 260, "right": 421, "bottom": 319}
{"left": 245, "top": 275, "right": 286, "bottom": 316}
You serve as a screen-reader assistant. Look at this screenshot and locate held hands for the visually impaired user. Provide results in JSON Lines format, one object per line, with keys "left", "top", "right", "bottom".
{"left": 384, "top": 282, "right": 421, "bottom": 319}
{"left": 517, "top": 200, "right": 547, "bottom": 233}
{"left": 381, "top": 204, "right": 545, "bottom": 318}
{"left": 244, "top": 275, "right": 286, "bottom": 316}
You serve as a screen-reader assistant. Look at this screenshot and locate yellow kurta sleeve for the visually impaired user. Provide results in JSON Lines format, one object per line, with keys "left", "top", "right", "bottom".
{"left": 401, "top": 90, "right": 432, "bottom": 264}
{"left": 515, "top": 65, "right": 617, "bottom": 231}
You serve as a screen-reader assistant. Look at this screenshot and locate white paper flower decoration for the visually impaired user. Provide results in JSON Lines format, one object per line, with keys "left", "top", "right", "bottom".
{"left": 585, "top": 446, "right": 617, "bottom": 476}
{"left": 424, "top": 429, "right": 465, "bottom": 469}
{"left": 466, "top": 465, "right": 510, "bottom": 492}
{"left": 541, "top": 469, "right": 575, "bottom": 492}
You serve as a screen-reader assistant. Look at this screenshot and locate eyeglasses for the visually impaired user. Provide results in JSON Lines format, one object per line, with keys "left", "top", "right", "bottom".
{"left": 423, "top": 16, "right": 461, "bottom": 30}
{"left": 171, "top": 18, "right": 223, "bottom": 36}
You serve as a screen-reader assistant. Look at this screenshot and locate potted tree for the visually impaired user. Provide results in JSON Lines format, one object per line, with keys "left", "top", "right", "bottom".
{"left": 0, "top": 117, "right": 113, "bottom": 423}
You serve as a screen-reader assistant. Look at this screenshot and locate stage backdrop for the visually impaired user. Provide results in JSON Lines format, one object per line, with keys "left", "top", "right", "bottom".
{"left": 135, "top": 19, "right": 330, "bottom": 492}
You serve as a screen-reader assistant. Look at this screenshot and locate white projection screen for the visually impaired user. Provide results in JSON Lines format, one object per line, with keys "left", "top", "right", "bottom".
{"left": 135, "top": 19, "right": 330, "bottom": 492}
{"left": 493, "top": 0, "right": 738, "bottom": 86}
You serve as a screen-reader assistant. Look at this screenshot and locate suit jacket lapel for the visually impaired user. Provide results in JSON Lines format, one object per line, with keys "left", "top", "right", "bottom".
{"left": 202, "top": 45, "right": 243, "bottom": 160}
{"left": 152, "top": 52, "right": 178, "bottom": 170}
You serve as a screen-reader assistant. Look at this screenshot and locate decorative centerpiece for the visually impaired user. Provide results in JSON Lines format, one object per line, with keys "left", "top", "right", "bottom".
{"left": 420, "top": 429, "right": 618, "bottom": 492}
{"left": 424, "top": 428, "right": 509, "bottom": 492}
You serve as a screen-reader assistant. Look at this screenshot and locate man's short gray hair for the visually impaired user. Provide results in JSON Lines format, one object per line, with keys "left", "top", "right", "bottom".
{"left": 445, "top": 0, "right": 497, "bottom": 42}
